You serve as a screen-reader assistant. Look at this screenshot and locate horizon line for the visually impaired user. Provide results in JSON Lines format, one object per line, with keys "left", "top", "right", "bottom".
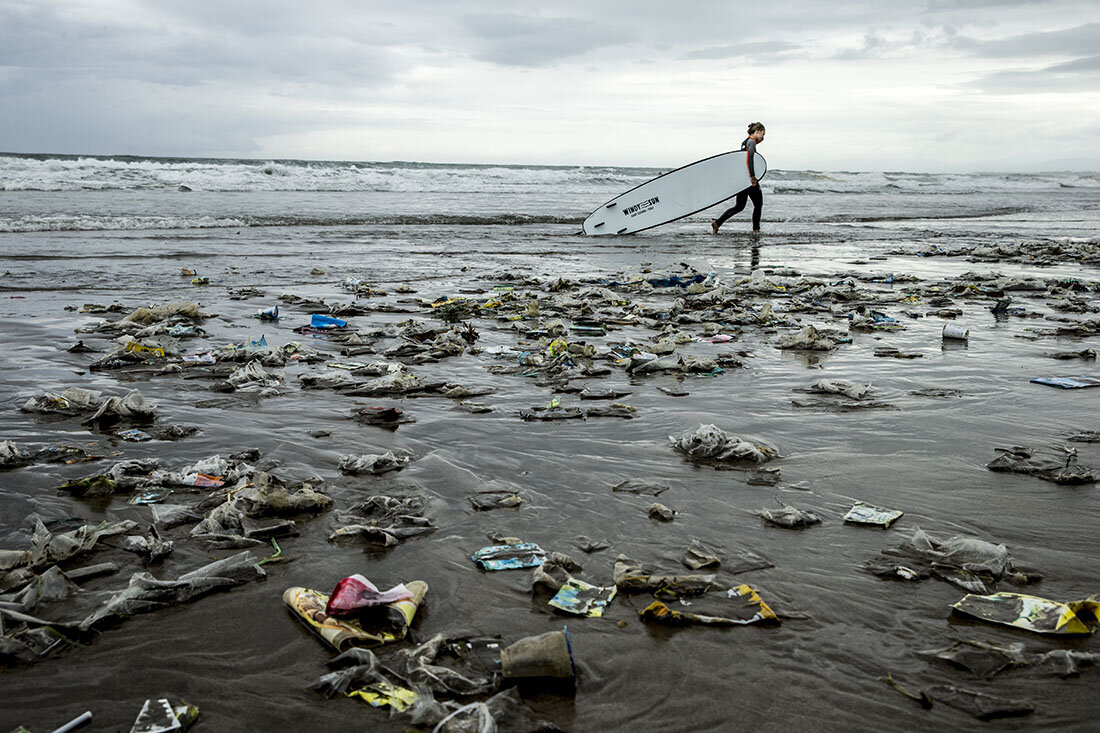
{"left": 1, "top": 150, "right": 1097, "bottom": 177}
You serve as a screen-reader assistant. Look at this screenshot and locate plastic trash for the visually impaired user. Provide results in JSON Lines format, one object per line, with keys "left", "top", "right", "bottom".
{"left": 348, "top": 681, "right": 419, "bottom": 711}
{"left": 640, "top": 584, "right": 778, "bottom": 626}
{"left": 338, "top": 450, "right": 412, "bottom": 475}
{"left": 986, "top": 446, "right": 1097, "bottom": 484}
{"left": 951, "top": 592, "right": 1100, "bottom": 634}
{"left": 670, "top": 424, "right": 778, "bottom": 465}
{"left": 318, "top": 634, "right": 501, "bottom": 705}
{"left": 777, "top": 324, "right": 839, "bottom": 351}
{"left": 919, "top": 639, "right": 1027, "bottom": 678}
{"left": 1029, "top": 375, "right": 1100, "bottom": 389}
{"left": 942, "top": 323, "right": 970, "bottom": 340}
{"left": 681, "top": 541, "right": 721, "bottom": 570}
{"left": 472, "top": 543, "right": 546, "bottom": 571}
{"left": 325, "top": 575, "right": 414, "bottom": 616}
{"left": 468, "top": 490, "right": 523, "bottom": 511}
{"left": 612, "top": 554, "right": 717, "bottom": 593}
{"left": 329, "top": 516, "right": 435, "bottom": 548}
{"left": 759, "top": 500, "right": 823, "bottom": 529}
{"left": 548, "top": 578, "right": 617, "bottom": 617}
{"left": 129, "top": 698, "right": 199, "bottom": 733}
{"left": 257, "top": 305, "right": 279, "bottom": 321}
{"left": 806, "top": 379, "right": 871, "bottom": 400}
{"left": 51, "top": 710, "right": 93, "bottom": 733}
{"left": 500, "top": 628, "right": 576, "bottom": 683}
{"left": 647, "top": 503, "right": 676, "bottom": 521}
{"left": 844, "top": 501, "right": 903, "bottom": 528}
{"left": 283, "top": 580, "right": 428, "bottom": 650}
{"left": 80, "top": 551, "right": 266, "bottom": 630}
{"left": 310, "top": 313, "right": 348, "bottom": 329}
{"left": 927, "top": 685, "right": 1034, "bottom": 721}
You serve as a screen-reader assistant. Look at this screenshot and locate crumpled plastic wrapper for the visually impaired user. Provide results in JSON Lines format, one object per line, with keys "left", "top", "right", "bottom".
{"left": 670, "top": 424, "right": 778, "bottom": 464}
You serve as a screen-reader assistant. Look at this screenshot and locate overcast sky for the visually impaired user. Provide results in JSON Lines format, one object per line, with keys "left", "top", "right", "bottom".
{"left": 2, "top": 0, "right": 1098, "bottom": 171}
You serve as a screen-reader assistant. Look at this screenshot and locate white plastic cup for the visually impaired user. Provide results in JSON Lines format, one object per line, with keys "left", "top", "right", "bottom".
{"left": 942, "top": 323, "right": 969, "bottom": 341}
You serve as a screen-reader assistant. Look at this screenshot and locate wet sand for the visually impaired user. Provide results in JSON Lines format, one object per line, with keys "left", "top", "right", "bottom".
{"left": 2, "top": 221, "right": 1099, "bottom": 732}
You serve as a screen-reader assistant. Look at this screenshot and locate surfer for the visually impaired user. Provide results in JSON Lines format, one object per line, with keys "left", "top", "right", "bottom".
{"left": 711, "top": 122, "right": 765, "bottom": 234}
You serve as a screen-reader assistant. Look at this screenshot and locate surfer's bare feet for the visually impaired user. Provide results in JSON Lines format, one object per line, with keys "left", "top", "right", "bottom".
{"left": 710, "top": 220, "right": 719, "bottom": 235}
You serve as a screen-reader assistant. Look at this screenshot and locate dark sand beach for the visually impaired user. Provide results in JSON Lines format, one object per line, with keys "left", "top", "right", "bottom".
{"left": 2, "top": 156, "right": 1099, "bottom": 731}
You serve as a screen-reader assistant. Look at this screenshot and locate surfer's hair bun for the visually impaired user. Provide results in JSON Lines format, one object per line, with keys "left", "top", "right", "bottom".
{"left": 747, "top": 122, "right": 766, "bottom": 134}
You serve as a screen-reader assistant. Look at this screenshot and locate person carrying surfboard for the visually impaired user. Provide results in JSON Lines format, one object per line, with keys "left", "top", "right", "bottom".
{"left": 711, "top": 122, "right": 765, "bottom": 234}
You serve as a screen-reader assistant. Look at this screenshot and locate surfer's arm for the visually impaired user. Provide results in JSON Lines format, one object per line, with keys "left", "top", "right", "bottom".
{"left": 744, "top": 139, "right": 758, "bottom": 184}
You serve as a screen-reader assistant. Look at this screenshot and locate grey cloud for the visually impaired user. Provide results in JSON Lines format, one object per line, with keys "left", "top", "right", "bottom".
{"left": 966, "top": 55, "right": 1100, "bottom": 92}
{"left": 683, "top": 41, "right": 801, "bottom": 60}
{"left": 952, "top": 22, "right": 1100, "bottom": 58}
{"left": 924, "top": 0, "right": 1042, "bottom": 9}
{"left": 459, "top": 13, "right": 632, "bottom": 67}
{"left": 0, "top": 3, "right": 405, "bottom": 89}
{"left": 833, "top": 32, "right": 891, "bottom": 60}
{"left": 1, "top": 80, "right": 278, "bottom": 156}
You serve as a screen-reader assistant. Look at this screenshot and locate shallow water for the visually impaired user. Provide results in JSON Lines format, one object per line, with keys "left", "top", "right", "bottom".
{"left": 1, "top": 157, "right": 1099, "bottom": 732}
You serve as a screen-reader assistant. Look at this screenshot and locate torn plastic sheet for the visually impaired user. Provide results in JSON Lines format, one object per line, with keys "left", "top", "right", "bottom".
{"left": 0, "top": 440, "right": 31, "bottom": 468}
{"left": 951, "top": 592, "right": 1100, "bottom": 634}
{"left": 758, "top": 499, "right": 823, "bottom": 529}
{"left": 328, "top": 495, "right": 436, "bottom": 547}
{"left": 647, "top": 502, "right": 675, "bottom": 521}
{"left": 129, "top": 697, "right": 199, "bottom": 733}
{"left": 226, "top": 360, "right": 283, "bottom": 389}
{"left": 20, "top": 387, "right": 104, "bottom": 416}
{"left": 776, "top": 325, "right": 840, "bottom": 351}
{"left": 670, "top": 424, "right": 778, "bottom": 465}
{"left": 8, "top": 565, "right": 83, "bottom": 610}
{"left": 326, "top": 575, "right": 413, "bottom": 616}
{"left": 1029, "top": 375, "right": 1100, "bottom": 389}
{"left": 192, "top": 472, "right": 332, "bottom": 542}
{"left": 468, "top": 489, "right": 523, "bottom": 511}
{"left": 986, "top": 447, "right": 1097, "bottom": 484}
{"left": 843, "top": 501, "right": 903, "bottom": 528}
{"left": 348, "top": 681, "right": 419, "bottom": 711}
{"left": 1035, "top": 649, "right": 1100, "bottom": 677}
{"left": 129, "top": 490, "right": 173, "bottom": 505}
{"left": 120, "top": 525, "right": 174, "bottom": 563}
{"left": 640, "top": 584, "right": 779, "bottom": 626}
{"left": 320, "top": 635, "right": 501, "bottom": 703}
{"left": 472, "top": 543, "right": 546, "bottom": 571}
{"left": 80, "top": 551, "right": 266, "bottom": 630}
{"left": 0, "top": 614, "right": 75, "bottom": 663}
{"left": 868, "top": 527, "right": 1031, "bottom": 593}
{"left": 339, "top": 450, "right": 412, "bottom": 475}
{"left": 4, "top": 519, "right": 139, "bottom": 571}
{"left": 927, "top": 685, "right": 1034, "bottom": 721}
{"left": 611, "top": 479, "right": 669, "bottom": 496}
{"left": 83, "top": 390, "right": 158, "bottom": 426}
{"left": 405, "top": 687, "right": 557, "bottom": 733}
{"left": 803, "top": 379, "right": 871, "bottom": 400}
{"left": 612, "top": 555, "right": 716, "bottom": 594}
{"left": 919, "top": 639, "right": 1028, "bottom": 678}
{"left": 352, "top": 405, "right": 413, "bottom": 427}
{"left": 283, "top": 581, "right": 428, "bottom": 650}
{"left": 681, "top": 540, "right": 721, "bottom": 570}
{"left": 549, "top": 578, "right": 617, "bottom": 617}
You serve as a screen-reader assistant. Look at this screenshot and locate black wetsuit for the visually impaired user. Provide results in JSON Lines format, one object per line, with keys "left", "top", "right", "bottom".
{"left": 714, "top": 137, "right": 762, "bottom": 231}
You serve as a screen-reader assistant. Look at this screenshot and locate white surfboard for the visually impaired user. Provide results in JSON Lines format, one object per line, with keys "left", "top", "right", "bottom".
{"left": 582, "top": 150, "right": 767, "bottom": 235}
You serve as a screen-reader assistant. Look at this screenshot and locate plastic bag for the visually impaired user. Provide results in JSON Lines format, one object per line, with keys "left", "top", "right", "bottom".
{"left": 326, "top": 575, "right": 413, "bottom": 616}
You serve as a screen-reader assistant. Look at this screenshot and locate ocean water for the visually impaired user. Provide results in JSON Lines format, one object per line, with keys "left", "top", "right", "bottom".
{"left": 1, "top": 153, "right": 1099, "bottom": 732}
